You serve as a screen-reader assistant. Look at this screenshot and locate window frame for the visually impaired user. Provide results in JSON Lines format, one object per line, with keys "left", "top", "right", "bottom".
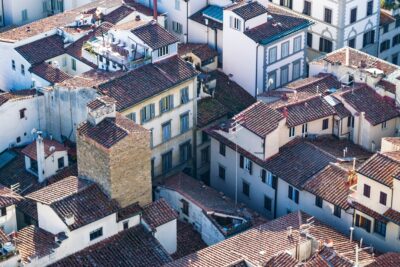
{"left": 89, "top": 227, "right": 103, "bottom": 241}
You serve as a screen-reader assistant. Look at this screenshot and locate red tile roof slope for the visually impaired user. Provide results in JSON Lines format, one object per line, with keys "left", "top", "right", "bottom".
{"left": 351, "top": 201, "right": 389, "bottom": 222}
{"left": 15, "top": 35, "right": 65, "bottom": 64}
{"left": 383, "top": 208, "right": 400, "bottom": 225}
{"left": 264, "top": 252, "right": 298, "bottom": 267}
{"left": 286, "top": 73, "right": 341, "bottom": 94}
{"left": 340, "top": 85, "right": 399, "bottom": 126}
{"left": 30, "top": 63, "right": 72, "bottom": 84}
{"left": 231, "top": 1, "right": 268, "bottom": 21}
{"left": 21, "top": 139, "right": 67, "bottom": 161}
{"left": 102, "top": 5, "right": 135, "bottom": 24}
{"left": 131, "top": 22, "right": 179, "bottom": 50}
{"left": 49, "top": 225, "right": 173, "bottom": 267}
{"left": 178, "top": 43, "right": 218, "bottom": 62}
{"left": 0, "top": 184, "right": 22, "bottom": 208}
{"left": 197, "top": 97, "right": 230, "bottom": 128}
{"left": 142, "top": 198, "right": 178, "bottom": 230}
{"left": 0, "top": 89, "right": 38, "bottom": 107}
{"left": 172, "top": 220, "right": 208, "bottom": 260}
{"left": 367, "top": 252, "right": 400, "bottom": 267}
{"left": 357, "top": 151, "right": 400, "bottom": 187}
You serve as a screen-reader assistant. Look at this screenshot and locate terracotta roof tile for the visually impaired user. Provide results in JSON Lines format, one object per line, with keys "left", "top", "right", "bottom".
{"left": 377, "top": 79, "right": 396, "bottom": 94}
{"left": 367, "top": 252, "right": 400, "bottom": 267}
{"left": 357, "top": 152, "right": 400, "bottom": 187}
{"left": 383, "top": 208, "right": 400, "bottom": 225}
{"left": 380, "top": 10, "right": 396, "bottom": 26}
{"left": 131, "top": 22, "right": 179, "bottom": 50}
{"left": 232, "top": 1, "right": 268, "bottom": 21}
{"left": 352, "top": 201, "right": 389, "bottom": 222}
{"left": 340, "top": 85, "right": 399, "bottom": 126}
{"left": 0, "top": 185, "right": 22, "bottom": 208}
{"left": 21, "top": 139, "right": 67, "bottom": 161}
{"left": 103, "top": 5, "right": 135, "bottom": 25}
{"left": 0, "top": 89, "right": 38, "bottom": 107}
{"left": 286, "top": 73, "right": 341, "bottom": 94}
{"left": 15, "top": 35, "right": 65, "bottom": 65}
{"left": 197, "top": 97, "right": 230, "bottom": 128}
{"left": 142, "top": 198, "right": 178, "bottom": 230}
{"left": 305, "top": 247, "right": 353, "bottom": 267}
{"left": 172, "top": 220, "right": 208, "bottom": 260}
{"left": 303, "top": 164, "right": 351, "bottom": 209}
{"left": 49, "top": 225, "right": 172, "bottom": 266}
{"left": 264, "top": 252, "right": 298, "bottom": 267}
{"left": 178, "top": 43, "right": 218, "bottom": 63}
{"left": 117, "top": 202, "right": 142, "bottom": 222}
{"left": 30, "top": 63, "right": 72, "bottom": 84}
{"left": 99, "top": 56, "right": 198, "bottom": 111}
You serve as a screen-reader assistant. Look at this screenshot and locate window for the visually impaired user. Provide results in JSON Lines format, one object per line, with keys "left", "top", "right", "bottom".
{"left": 57, "top": 157, "right": 64, "bottom": 169}
{"left": 242, "top": 181, "right": 250, "bottom": 197}
{"left": 158, "top": 46, "right": 169, "bottom": 57}
{"left": 264, "top": 196, "right": 272, "bottom": 211}
{"left": 348, "top": 38, "right": 356, "bottom": 48}
{"left": 322, "top": 118, "right": 329, "bottom": 130}
{"left": 151, "top": 158, "right": 155, "bottom": 178}
{"left": 172, "top": 21, "right": 182, "bottom": 34}
{"left": 319, "top": 37, "right": 333, "bottom": 53}
{"left": 324, "top": 8, "right": 332, "bottom": 24}
{"left": 380, "top": 40, "right": 390, "bottom": 53}
{"left": 162, "top": 121, "right": 171, "bottom": 142}
{"left": 175, "top": 0, "right": 180, "bottom": 10}
{"left": 21, "top": 9, "right": 28, "bottom": 21}
{"left": 230, "top": 17, "right": 242, "bottom": 31}
{"left": 280, "top": 65, "right": 289, "bottom": 85}
{"left": 125, "top": 112, "right": 136, "bottom": 123}
{"left": 71, "top": 58, "right": 77, "bottom": 71}
{"left": 11, "top": 60, "right": 15, "bottom": 71}
{"left": 201, "top": 146, "right": 209, "bottom": 164}
{"left": 181, "top": 199, "right": 189, "bottom": 215}
{"left": 180, "top": 87, "right": 189, "bottom": 104}
{"left": 123, "top": 221, "right": 129, "bottom": 230}
{"left": 393, "top": 54, "right": 398, "bottom": 65}
{"left": 307, "top": 32, "right": 313, "bottom": 47}
{"left": 380, "top": 192, "right": 387, "bottom": 206}
{"left": 140, "top": 104, "right": 155, "bottom": 123}
{"left": 383, "top": 24, "right": 389, "bottom": 33}
{"left": 315, "top": 196, "right": 323, "bottom": 208}
{"left": 397, "top": 17, "right": 400, "bottom": 28}
{"left": 180, "top": 112, "right": 189, "bottom": 133}
{"left": 179, "top": 141, "right": 191, "bottom": 163}
{"left": 244, "top": 157, "right": 252, "bottom": 174}
{"left": 293, "top": 61, "right": 301, "bottom": 80}
{"left": 288, "top": 185, "right": 299, "bottom": 204}
{"left": 381, "top": 121, "right": 387, "bottom": 129}
{"left": 218, "top": 165, "right": 226, "bottom": 180}
{"left": 302, "top": 123, "right": 308, "bottom": 134}
{"left": 363, "top": 30, "right": 375, "bottom": 47}
{"left": 268, "top": 71, "right": 277, "bottom": 90}
{"left": 281, "top": 41, "right": 289, "bottom": 58}
{"left": 294, "top": 36, "right": 302, "bottom": 52}
{"left": 261, "top": 169, "right": 267, "bottom": 183}
{"left": 363, "top": 184, "right": 371, "bottom": 198}
{"left": 374, "top": 220, "right": 387, "bottom": 237}
{"left": 269, "top": 46, "right": 277, "bottom": 64}
{"left": 21, "top": 64, "right": 25, "bottom": 75}
{"left": 280, "top": 0, "right": 293, "bottom": 9}
{"left": 0, "top": 207, "right": 6, "bottom": 217}
{"left": 19, "top": 108, "right": 26, "bottom": 119}
{"left": 219, "top": 142, "right": 226, "bottom": 156}
{"left": 162, "top": 151, "right": 173, "bottom": 174}
{"left": 355, "top": 214, "right": 372, "bottom": 232}
{"left": 202, "top": 132, "right": 209, "bottom": 143}
{"left": 367, "top": 0, "right": 373, "bottom": 16}
{"left": 89, "top": 228, "right": 103, "bottom": 241}
{"left": 350, "top": 8, "right": 357, "bottom": 23}
{"left": 393, "top": 34, "right": 400, "bottom": 46}
{"left": 333, "top": 205, "right": 341, "bottom": 218}
{"left": 289, "top": 127, "right": 295, "bottom": 137}
{"left": 160, "top": 95, "right": 174, "bottom": 113}
{"left": 303, "top": 1, "right": 311, "bottom": 16}
{"left": 16, "top": 137, "right": 21, "bottom": 143}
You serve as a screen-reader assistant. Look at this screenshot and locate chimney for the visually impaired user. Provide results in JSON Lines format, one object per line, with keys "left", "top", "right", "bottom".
{"left": 345, "top": 48, "right": 350, "bottom": 67}
{"left": 36, "top": 131, "right": 45, "bottom": 183}
{"left": 153, "top": 0, "right": 158, "bottom": 20}
{"left": 87, "top": 96, "right": 116, "bottom": 126}
{"left": 65, "top": 214, "right": 75, "bottom": 226}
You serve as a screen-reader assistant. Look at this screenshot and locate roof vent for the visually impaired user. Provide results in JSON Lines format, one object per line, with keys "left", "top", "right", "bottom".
{"left": 65, "top": 214, "right": 75, "bottom": 226}
{"left": 135, "top": 15, "right": 141, "bottom": 21}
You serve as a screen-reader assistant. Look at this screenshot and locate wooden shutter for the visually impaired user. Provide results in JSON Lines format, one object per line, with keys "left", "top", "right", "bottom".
{"left": 239, "top": 155, "right": 244, "bottom": 168}
{"left": 150, "top": 104, "right": 155, "bottom": 119}
{"left": 140, "top": 108, "right": 145, "bottom": 124}
{"left": 169, "top": 95, "right": 174, "bottom": 109}
{"left": 249, "top": 161, "right": 253, "bottom": 175}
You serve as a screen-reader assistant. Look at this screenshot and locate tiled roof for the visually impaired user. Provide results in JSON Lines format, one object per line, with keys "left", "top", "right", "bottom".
{"left": 233, "top": 101, "right": 284, "bottom": 137}
{"left": 209, "top": 70, "right": 256, "bottom": 115}
{"left": 357, "top": 152, "right": 400, "bottom": 187}
{"left": 0, "top": 228, "right": 9, "bottom": 244}
{"left": 264, "top": 252, "right": 298, "bottom": 267}
{"left": 21, "top": 139, "right": 67, "bottom": 161}
{"left": 340, "top": 85, "right": 399, "bottom": 126}
{"left": 320, "top": 47, "right": 399, "bottom": 76}
{"left": 275, "top": 96, "right": 336, "bottom": 127}
{"left": 380, "top": 10, "right": 396, "bottom": 26}
{"left": 333, "top": 102, "right": 352, "bottom": 119}
{"left": 27, "top": 176, "right": 119, "bottom": 230}
{"left": 26, "top": 176, "right": 91, "bottom": 205}
{"left": 16, "top": 225, "right": 57, "bottom": 264}
{"left": 367, "top": 252, "right": 400, "bottom": 267}
{"left": 166, "top": 212, "right": 374, "bottom": 267}
{"left": 131, "top": 22, "right": 179, "bottom": 50}
{"left": 17, "top": 199, "right": 39, "bottom": 222}
{"left": 197, "top": 97, "right": 230, "bottom": 128}
{"left": 87, "top": 95, "right": 116, "bottom": 109}
{"left": 0, "top": 89, "right": 38, "bottom": 107}
{"left": 190, "top": 6, "right": 223, "bottom": 31}
{"left": 103, "top": 5, "right": 135, "bottom": 25}
{"left": 265, "top": 139, "right": 335, "bottom": 188}
{"left": 58, "top": 69, "right": 124, "bottom": 88}
{"left": 142, "top": 198, "right": 178, "bottom": 230}
{"left": 383, "top": 208, "right": 400, "bottom": 225}
{"left": 65, "top": 32, "right": 98, "bottom": 69}
{"left": 15, "top": 35, "right": 65, "bottom": 65}
{"left": 124, "top": 0, "right": 153, "bottom": 16}
{"left": 49, "top": 225, "right": 172, "bottom": 267}
{"left": 117, "top": 202, "right": 142, "bottom": 222}
{"left": 303, "top": 164, "right": 351, "bottom": 209}
{"left": 178, "top": 43, "right": 218, "bottom": 63}
{"left": 0, "top": 184, "right": 22, "bottom": 208}
{"left": 30, "top": 63, "right": 72, "bottom": 84}
{"left": 286, "top": 73, "right": 341, "bottom": 94}
{"left": 99, "top": 56, "right": 198, "bottom": 111}
{"left": 231, "top": 1, "right": 267, "bottom": 21}
{"left": 377, "top": 79, "right": 396, "bottom": 94}
{"left": 245, "top": 5, "right": 311, "bottom": 45}
{"left": 352, "top": 201, "right": 389, "bottom": 222}
{"left": 305, "top": 247, "right": 353, "bottom": 267}
{"left": 78, "top": 113, "right": 147, "bottom": 149}
{"left": 172, "top": 220, "right": 208, "bottom": 260}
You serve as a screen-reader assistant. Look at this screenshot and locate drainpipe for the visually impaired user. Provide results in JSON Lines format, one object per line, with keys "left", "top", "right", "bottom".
{"left": 152, "top": 0, "right": 157, "bottom": 20}
{"left": 214, "top": 27, "right": 217, "bottom": 51}
{"left": 1, "top": 0, "right": 4, "bottom": 26}
{"left": 254, "top": 44, "right": 260, "bottom": 98}
{"left": 185, "top": 0, "right": 189, "bottom": 43}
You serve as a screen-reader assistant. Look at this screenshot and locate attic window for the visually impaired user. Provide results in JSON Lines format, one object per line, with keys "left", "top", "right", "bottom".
{"left": 19, "top": 108, "right": 26, "bottom": 119}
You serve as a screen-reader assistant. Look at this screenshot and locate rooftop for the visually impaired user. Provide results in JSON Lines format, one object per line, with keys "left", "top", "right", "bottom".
{"left": 21, "top": 138, "right": 67, "bottom": 161}
{"left": 190, "top": 6, "right": 223, "bottom": 31}
{"left": 367, "top": 252, "right": 400, "bottom": 267}
{"left": 141, "top": 199, "right": 178, "bottom": 230}
{"left": 172, "top": 220, "right": 208, "bottom": 260}
{"left": 178, "top": 43, "right": 218, "bottom": 63}
{"left": 0, "top": 184, "right": 22, "bottom": 208}
{"left": 0, "top": 89, "right": 39, "bottom": 107}
{"left": 30, "top": 63, "right": 72, "bottom": 84}
{"left": 231, "top": 1, "right": 268, "bottom": 21}
{"left": 131, "top": 22, "right": 179, "bottom": 50}
{"left": 197, "top": 97, "right": 230, "bottom": 128}
{"left": 49, "top": 225, "right": 172, "bottom": 267}
{"left": 166, "top": 212, "right": 375, "bottom": 267}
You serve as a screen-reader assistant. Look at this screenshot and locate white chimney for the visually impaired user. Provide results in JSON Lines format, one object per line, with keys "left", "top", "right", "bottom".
{"left": 36, "top": 131, "right": 45, "bottom": 183}
{"left": 65, "top": 214, "right": 75, "bottom": 226}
